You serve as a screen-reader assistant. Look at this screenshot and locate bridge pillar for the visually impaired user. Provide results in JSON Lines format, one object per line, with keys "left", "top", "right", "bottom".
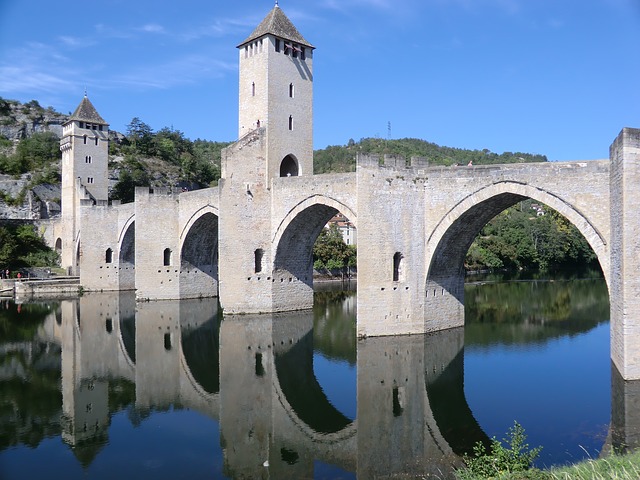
{"left": 356, "top": 154, "right": 429, "bottom": 336}
{"left": 610, "top": 128, "right": 640, "bottom": 380}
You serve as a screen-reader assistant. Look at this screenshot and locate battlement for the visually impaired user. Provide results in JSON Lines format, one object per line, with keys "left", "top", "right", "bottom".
{"left": 356, "top": 153, "right": 430, "bottom": 170}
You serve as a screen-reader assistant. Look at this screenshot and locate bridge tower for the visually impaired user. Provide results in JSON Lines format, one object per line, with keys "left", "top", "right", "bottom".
{"left": 237, "top": 2, "right": 315, "bottom": 179}
{"left": 59, "top": 95, "right": 109, "bottom": 273}
{"left": 219, "top": 4, "right": 315, "bottom": 313}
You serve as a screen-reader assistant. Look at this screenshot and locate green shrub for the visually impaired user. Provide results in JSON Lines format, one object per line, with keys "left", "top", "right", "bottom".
{"left": 457, "top": 422, "right": 543, "bottom": 480}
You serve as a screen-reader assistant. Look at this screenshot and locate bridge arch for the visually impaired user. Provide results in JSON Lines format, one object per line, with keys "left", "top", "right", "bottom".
{"left": 424, "top": 181, "right": 609, "bottom": 330}
{"left": 118, "top": 216, "right": 136, "bottom": 290}
{"left": 271, "top": 195, "right": 357, "bottom": 311}
{"left": 179, "top": 206, "right": 219, "bottom": 298}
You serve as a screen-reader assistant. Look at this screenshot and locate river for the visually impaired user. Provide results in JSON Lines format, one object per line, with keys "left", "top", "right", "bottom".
{"left": 0, "top": 275, "right": 626, "bottom": 479}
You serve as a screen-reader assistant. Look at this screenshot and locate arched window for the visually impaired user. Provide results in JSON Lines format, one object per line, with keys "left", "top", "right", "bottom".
{"left": 280, "top": 155, "right": 299, "bottom": 177}
{"left": 393, "top": 252, "right": 403, "bottom": 282}
{"left": 164, "top": 333, "right": 172, "bottom": 350}
{"left": 105, "top": 248, "right": 113, "bottom": 264}
{"left": 55, "top": 238, "right": 62, "bottom": 255}
{"left": 163, "top": 248, "right": 172, "bottom": 266}
{"left": 254, "top": 248, "right": 264, "bottom": 273}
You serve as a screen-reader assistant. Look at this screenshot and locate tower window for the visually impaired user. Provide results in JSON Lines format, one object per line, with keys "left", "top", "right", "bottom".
{"left": 288, "top": 115, "right": 293, "bottom": 131}
{"left": 254, "top": 249, "right": 264, "bottom": 273}
{"left": 289, "top": 83, "right": 294, "bottom": 98}
{"left": 85, "top": 155, "right": 92, "bottom": 163}
{"left": 275, "top": 38, "right": 280, "bottom": 52}
{"left": 87, "top": 177, "right": 94, "bottom": 184}
{"left": 163, "top": 248, "right": 172, "bottom": 266}
{"left": 94, "top": 137, "right": 98, "bottom": 146}
{"left": 105, "top": 248, "right": 113, "bottom": 263}
{"left": 301, "top": 47, "right": 306, "bottom": 60}
{"left": 393, "top": 252, "right": 403, "bottom": 282}
{"left": 83, "top": 135, "right": 87, "bottom": 145}
{"left": 252, "top": 82, "right": 256, "bottom": 97}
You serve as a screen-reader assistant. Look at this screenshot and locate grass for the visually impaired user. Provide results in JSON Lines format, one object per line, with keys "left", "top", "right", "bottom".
{"left": 454, "top": 450, "right": 640, "bottom": 480}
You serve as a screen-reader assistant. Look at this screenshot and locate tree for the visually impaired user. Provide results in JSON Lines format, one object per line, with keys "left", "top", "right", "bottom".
{"left": 313, "top": 224, "right": 351, "bottom": 273}
{"left": 126, "top": 117, "right": 154, "bottom": 156}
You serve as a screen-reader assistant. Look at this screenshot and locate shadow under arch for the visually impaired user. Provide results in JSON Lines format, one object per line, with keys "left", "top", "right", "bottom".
{"left": 179, "top": 210, "right": 219, "bottom": 298}
{"left": 118, "top": 218, "right": 135, "bottom": 290}
{"left": 274, "top": 329, "right": 353, "bottom": 434}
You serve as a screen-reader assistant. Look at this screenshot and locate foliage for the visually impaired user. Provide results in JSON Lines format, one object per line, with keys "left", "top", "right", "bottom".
{"left": 0, "top": 131, "right": 61, "bottom": 175}
{"left": 457, "top": 422, "right": 543, "bottom": 480}
{"left": 110, "top": 155, "right": 151, "bottom": 203}
{"left": 0, "top": 223, "right": 59, "bottom": 271}
{"left": 314, "top": 137, "right": 548, "bottom": 173}
{"left": 465, "top": 200, "right": 598, "bottom": 273}
{"left": 313, "top": 224, "right": 356, "bottom": 273}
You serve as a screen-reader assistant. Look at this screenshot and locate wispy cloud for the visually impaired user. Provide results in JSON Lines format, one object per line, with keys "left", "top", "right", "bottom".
{"left": 111, "top": 55, "right": 236, "bottom": 90}
{"left": 140, "top": 24, "right": 166, "bottom": 34}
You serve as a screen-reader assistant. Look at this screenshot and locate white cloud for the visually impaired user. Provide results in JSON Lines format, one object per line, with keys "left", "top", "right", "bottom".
{"left": 140, "top": 24, "right": 166, "bottom": 34}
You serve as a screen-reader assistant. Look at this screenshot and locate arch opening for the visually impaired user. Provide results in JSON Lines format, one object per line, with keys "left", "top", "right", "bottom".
{"left": 55, "top": 238, "right": 62, "bottom": 256}
{"left": 119, "top": 221, "right": 135, "bottom": 290}
{"left": 180, "top": 212, "right": 219, "bottom": 298}
{"left": 273, "top": 203, "right": 356, "bottom": 311}
{"left": 280, "top": 154, "right": 299, "bottom": 177}
{"left": 425, "top": 191, "right": 605, "bottom": 331}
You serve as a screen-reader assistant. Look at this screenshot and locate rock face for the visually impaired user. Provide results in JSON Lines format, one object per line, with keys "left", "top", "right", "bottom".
{"left": 0, "top": 98, "right": 68, "bottom": 141}
{"left": 0, "top": 174, "right": 61, "bottom": 220}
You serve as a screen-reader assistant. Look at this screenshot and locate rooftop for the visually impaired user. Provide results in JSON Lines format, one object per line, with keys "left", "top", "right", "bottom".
{"left": 67, "top": 95, "right": 108, "bottom": 125}
{"left": 238, "top": 4, "right": 314, "bottom": 49}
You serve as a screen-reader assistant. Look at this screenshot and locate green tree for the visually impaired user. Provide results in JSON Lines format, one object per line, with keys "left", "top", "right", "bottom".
{"left": 313, "top": 224, "right": 351, "bottom": 273}
{"left": 126, "top": 117, "right": 154, "bottom": 156}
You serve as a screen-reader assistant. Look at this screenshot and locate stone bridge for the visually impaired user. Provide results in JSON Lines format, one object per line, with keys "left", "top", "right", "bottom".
{"left": 71, "top": 128, "right": 640, "bottom": 380}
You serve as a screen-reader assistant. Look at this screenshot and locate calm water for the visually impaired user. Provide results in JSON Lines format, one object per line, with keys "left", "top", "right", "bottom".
{"left": 0, "top": 276, "right": 628, "bottom": 479}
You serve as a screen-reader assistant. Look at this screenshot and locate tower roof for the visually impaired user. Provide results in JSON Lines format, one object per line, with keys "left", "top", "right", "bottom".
{"left": 238, "top": 5, "right": 314, "bottom": 49}
{"left": 67, "top": 95, "right": 108, "bottom": 125}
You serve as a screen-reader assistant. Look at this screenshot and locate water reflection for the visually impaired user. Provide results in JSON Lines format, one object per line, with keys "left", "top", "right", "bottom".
{"left": 0, "top": 279, "right": 638, "bottom": 478}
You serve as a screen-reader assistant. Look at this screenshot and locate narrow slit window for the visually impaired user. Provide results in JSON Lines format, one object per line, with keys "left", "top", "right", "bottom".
{"left": 94, "top": 137, "right": 98, "bottom": 146}
{"left": 163, "top": 248, "right": 172, "bottom": 266}
{"left": 289, "top": 83, "right": 294, "bottom": 98}
{"left": 252, "top": 82, "right": 256, "bottom": 97}
{"left": 254, "top": 248, "right": 264, "bottom": 273}
{"left": 83, "top": 135, "right": 87, "bottom": 145}
{"left": 105, "top": 248, "right": 113, "bottom": 263}
{"left": 393, "top": 252, "right": 403, "bottom": 282}
{"left": 164, "top": 333, "right": 172, "bottom": 350}
{"left": 288, "top": 115, "right": 293, "bottom": 131}
{"left": 275, "top": 38, "right": 280, "bottom": 52}
{"left": 255, "top": 353, "right": 265, "bottom": 377}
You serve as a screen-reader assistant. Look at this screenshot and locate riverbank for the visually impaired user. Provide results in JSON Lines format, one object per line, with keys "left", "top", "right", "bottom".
{"left": 454, "top": 450, "right": 640, "bottom": 479}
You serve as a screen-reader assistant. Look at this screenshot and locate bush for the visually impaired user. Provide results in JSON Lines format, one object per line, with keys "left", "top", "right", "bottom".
{"left": 457, "top": 422, "right": 543, "bottom": 480}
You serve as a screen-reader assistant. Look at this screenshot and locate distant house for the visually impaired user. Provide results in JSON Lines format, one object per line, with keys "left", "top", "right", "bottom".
{"left": 327, "top": 213, "right": 357, "bottom": 246}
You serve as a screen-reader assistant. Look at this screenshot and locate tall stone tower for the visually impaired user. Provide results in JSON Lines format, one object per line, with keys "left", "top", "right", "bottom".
{"left": 237, "top": 3, "right": 315, "bottom": 180}
{"left": 59, "top": 95, "right": 109, "bottom": 272}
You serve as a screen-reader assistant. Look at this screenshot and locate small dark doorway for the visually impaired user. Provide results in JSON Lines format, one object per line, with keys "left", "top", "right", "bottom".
{"left": 280, "top": 155, "right": 299, "bottom": 177}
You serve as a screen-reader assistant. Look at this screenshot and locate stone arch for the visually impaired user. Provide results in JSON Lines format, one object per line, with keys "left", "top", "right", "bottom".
{"left": 179, "top": 208, "right": 219, "bottom": 298}
{"left": 119, "top": 218, "right": 135, "bottom": 290}
{"left": 280, "top": 154, "right": 299, "bottom": 177}
{"left": 54, "top": 238, "right": 62, "bottom": 256}
{"left": 424, "top": 181, "right": 609, "bottom": 330}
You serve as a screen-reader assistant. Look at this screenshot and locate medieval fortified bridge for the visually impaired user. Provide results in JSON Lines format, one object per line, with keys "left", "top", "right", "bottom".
{"left": 41, "top": 5, "right": 640, "bottom": 380}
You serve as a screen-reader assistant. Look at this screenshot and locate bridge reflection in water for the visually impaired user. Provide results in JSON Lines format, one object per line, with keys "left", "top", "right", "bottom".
{"left": 25, "top": 291, "right": 640, "bottom": 478}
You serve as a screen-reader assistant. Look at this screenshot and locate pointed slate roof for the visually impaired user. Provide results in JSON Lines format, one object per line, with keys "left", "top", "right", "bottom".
{"left": 238, "top": 5, "right": 314, "bottom": 49}
{"left": 66, "top": 95, "right": 108, "bottom": 125}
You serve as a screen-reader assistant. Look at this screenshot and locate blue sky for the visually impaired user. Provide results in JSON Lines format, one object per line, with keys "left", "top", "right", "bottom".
{"left": 1, "top": 0, "right": 639, "bottom": 161}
